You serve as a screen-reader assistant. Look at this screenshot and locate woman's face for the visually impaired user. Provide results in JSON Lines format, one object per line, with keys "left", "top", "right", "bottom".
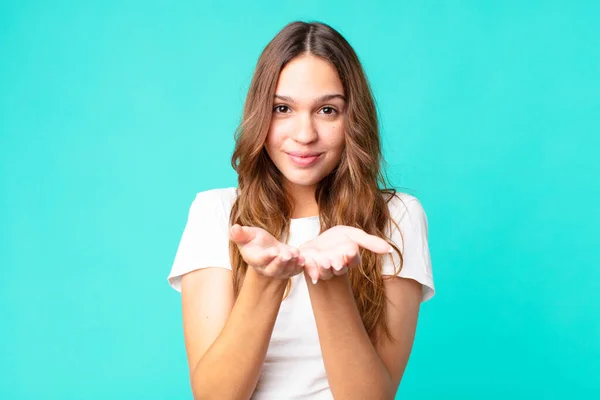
{"left": 265, "top": 54, "right": 346, "bottom": 191}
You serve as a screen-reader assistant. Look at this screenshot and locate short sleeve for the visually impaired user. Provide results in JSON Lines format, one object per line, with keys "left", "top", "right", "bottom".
{"left": 167, "top": 189, "right": 233, "bottom": 292}
{"left": 382, "top": 195, "right": 435, "bottom": 302}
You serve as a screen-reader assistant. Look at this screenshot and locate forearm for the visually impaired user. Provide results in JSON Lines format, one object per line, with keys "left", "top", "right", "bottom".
{"left": 192, "top": 268, "right": 287, "bottom": 400}
{"left": 305, "top": 271, "right": 395, "bottom": 400}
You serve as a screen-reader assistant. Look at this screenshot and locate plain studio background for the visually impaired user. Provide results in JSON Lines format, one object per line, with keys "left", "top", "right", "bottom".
{"left": 1, "top": 1, "right": 598, "bottom": 399}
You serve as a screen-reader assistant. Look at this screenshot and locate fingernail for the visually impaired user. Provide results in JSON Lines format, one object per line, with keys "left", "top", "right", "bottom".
{"left": 312, "top": 278, "right": 318, "bottom": 285}
{"left": 387, "top": 247, "right": 394, "bottom": 253}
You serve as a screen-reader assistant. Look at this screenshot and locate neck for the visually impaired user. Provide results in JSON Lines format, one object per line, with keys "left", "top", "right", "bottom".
{"left": 286, "top": 182, "right": 319, "bottom": 219}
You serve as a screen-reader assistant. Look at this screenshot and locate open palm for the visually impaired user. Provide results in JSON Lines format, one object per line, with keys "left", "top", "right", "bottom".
{"left": 229, "top": 224, "right": 305, "bottom": 280}
{"left": 298, "top": 225, "right": 393, "bottom": 284}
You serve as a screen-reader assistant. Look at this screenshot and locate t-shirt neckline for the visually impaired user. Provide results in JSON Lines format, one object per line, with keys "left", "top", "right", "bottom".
{"left": 290, "top": 215, "right": 319, "bottom": 224}
{"left": 291, "top": 215, "right": 318, "bottom": 220}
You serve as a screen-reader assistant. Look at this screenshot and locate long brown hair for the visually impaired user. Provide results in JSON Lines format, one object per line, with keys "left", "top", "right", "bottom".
{"left": 229, "top": 21, "right": 404, "bottom": 341}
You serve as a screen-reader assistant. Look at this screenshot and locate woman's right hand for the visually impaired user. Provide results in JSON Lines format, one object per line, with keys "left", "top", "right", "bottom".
{"left": 229, "top": 224, "right": 305, "bottom": 280}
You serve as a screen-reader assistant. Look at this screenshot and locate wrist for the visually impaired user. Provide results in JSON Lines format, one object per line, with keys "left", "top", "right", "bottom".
{"left": 246, "top": 266, "right": 289, "bottom": 291}
{"left": 304, "top": 269, "right": 350, "bottom": 289}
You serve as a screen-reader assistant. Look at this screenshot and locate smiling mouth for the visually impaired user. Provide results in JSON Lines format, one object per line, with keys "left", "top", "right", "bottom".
{"left": 286, "top": 152, "right": 322, "bottom": 167}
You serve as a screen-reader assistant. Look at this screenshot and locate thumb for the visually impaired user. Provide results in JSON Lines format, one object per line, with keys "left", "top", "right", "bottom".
{"left": 229, "top": 224, "right": 255, "bottom": 245}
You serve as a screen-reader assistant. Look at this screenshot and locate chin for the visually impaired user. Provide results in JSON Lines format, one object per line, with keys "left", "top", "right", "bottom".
{"left": 281, "top": 170, "right": 326, "bottom": 188}
{"left": 284, "top": 177, "right": 322, "bottom": 188}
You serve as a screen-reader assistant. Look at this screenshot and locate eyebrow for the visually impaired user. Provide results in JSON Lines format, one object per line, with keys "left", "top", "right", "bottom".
{"left": 274, "top": 93, "right": 346, "bottom": 104}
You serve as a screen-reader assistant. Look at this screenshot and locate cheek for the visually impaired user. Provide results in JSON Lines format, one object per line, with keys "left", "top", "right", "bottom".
{"left": 265, "top": 127, "right": 281, "bottom": 152}
{"left": 266, "top": 120, "right": 288, "bottom": 145}
{"left": 327, "top": 124, "right": 345, "bottom": 150}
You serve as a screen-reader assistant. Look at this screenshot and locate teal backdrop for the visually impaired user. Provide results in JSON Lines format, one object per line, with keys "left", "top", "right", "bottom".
{"left": 1, "top": 1, "right": 598, "bottom": 398}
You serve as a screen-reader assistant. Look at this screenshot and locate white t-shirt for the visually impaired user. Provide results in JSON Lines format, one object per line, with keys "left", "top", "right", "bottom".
{"left": 168, "top": 187, "right": 435, "bottom": 399}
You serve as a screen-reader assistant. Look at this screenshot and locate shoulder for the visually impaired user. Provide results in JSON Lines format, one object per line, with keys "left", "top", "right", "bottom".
{"left": 167, "top": 188, "right": 238, "bottom": 291}
{"left": 380, "top": 190, "right": 434, "bottom": 301}
{"left": 185, "top": 187, "right": 239, "bottom": 227}
{"left": 382, "top": 190, "right": 426, "bottom": 222}
{"left": 192, "top": 187, "right": 239, "bottom": 211}
{"left": 194, "top": 186, "right": 239, "bottom": 202}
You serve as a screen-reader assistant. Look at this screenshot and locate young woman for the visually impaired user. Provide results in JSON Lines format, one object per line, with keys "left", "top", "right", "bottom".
{"left": 168, "top": 21, "right": 435, "bottom": 400}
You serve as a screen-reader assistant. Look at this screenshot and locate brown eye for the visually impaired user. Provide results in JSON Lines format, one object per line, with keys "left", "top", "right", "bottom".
{"left": 321, "top": 107, "right": 337, "bottom": 115}
{"left": 274, "top": 105, "right": 290, "bottom": 113}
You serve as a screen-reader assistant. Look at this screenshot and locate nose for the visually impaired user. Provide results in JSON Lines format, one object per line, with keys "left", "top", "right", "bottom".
{"left": 291, "top": 113, "right": 318, "bottom": 144}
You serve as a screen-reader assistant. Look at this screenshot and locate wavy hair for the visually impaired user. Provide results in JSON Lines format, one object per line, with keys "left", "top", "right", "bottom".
{"left": 229, "top": 21, "right": 404, "bottom": 341}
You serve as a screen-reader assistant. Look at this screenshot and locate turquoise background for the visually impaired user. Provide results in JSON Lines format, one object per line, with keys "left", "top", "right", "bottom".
{"left": 1, "top": 0, "right": 598, "bottom": 398}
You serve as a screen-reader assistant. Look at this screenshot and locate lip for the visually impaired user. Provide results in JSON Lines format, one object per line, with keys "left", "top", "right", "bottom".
{"left": 286, "top": 151, "right": 323, "bottom": 167}
{"left": 287, "top": 151, "right": 322, "bottom": 157}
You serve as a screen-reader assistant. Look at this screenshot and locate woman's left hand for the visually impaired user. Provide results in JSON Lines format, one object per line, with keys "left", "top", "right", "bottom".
{"left": 298, "top": 225, "right": 393, "bottom": 284}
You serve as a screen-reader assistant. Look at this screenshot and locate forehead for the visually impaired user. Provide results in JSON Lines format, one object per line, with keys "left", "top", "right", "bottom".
{"left": 275, "top": 54, "right": 344, "bottom": 99}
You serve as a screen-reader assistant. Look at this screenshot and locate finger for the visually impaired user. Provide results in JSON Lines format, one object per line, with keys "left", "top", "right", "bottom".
{"left": 229, "top": 224, "right": 256, "bottom": 245}
{"left": 341, "top": 243, "right": 361, "bottom": 269}
{"left": 266, "top": 246, "right": 279, "bottom": 259}
{"left": 283, "top": 254, "right": 305, "bottom": 277}
{"left": 331, "top": 253, "right": 350, "bottom": 276}
{"left": 279, "top": 248, "right": 292, "bottom": 262}
{"left": 286, "top": 246, "right": 300, "bottom": 259}
{"left": 345, "top": 227, "right": 393, "bottom": 254}
{"left": 309, "top": 266, "right": 320, "bottom": 284}
{"left": 313, "top": 253, "right": 331, "bottom": 270}
{"left": 331, "top": 255, "right": 345, "bottom": 272}
{"left": 319, "top": 265, "right": 334, "bottom": 280}
{"left": 312, "top": 253, "right": 333, "bottom": 281}
{"left": 283, "top": 246, "right": 303, "bottom": 266}
{"left": 263, "top": 252, "right": 289, "bottom": 276}
{"left": 250, "top": 246, "right": 279, "bottom": 269}
{"left": 287, "top": 250, "right": 305, "bottom": 268}
{"left": 303, "top": 257, "right": 320, "bottom": 284}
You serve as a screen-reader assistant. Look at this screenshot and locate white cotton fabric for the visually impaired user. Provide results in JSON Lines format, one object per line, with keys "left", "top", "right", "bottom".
{"left": 167, "top": 187, "right": 435, "bottom": 399}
